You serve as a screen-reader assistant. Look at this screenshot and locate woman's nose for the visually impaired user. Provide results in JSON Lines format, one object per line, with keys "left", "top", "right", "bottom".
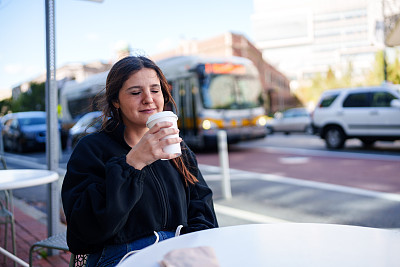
{"left": 142, "top": 91, "right": 154, "bottom": 104}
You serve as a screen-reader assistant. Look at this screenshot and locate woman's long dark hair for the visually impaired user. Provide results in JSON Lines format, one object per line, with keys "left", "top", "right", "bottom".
{"left": 97, "top": 56, "right": 198, "bottom": 186}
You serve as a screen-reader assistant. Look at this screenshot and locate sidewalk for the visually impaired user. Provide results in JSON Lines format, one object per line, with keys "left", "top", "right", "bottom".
{"left": 0, "top": 198, "right": 70, "bottom": 267}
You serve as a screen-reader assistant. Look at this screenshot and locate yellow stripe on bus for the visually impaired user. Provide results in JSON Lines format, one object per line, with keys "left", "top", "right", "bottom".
{"left": 178, "top": 115, "right": 266, "bottom": 130}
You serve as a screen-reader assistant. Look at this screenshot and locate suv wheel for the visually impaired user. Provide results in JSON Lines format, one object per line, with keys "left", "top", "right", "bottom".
{"left": 325, "top": 126, "right": 345, "bottom": 149}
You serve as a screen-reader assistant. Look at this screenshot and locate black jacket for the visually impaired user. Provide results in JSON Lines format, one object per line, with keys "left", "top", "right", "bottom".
{"left": 61, "top": 123, "right": 218, "bottom": 254}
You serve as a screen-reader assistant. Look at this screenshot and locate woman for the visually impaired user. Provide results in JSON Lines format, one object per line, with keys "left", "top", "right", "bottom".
{"left": 61, "top": 56, "right": 218, "bottom": 267}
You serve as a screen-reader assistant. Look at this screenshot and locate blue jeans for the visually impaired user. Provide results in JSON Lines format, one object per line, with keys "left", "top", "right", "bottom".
{"left": 86, "top": 231, "right": 175, "bottom": 267}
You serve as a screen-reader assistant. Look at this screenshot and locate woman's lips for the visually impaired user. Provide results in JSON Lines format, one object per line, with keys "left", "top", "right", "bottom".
{"left": 140, "top": 109, "right": 156, "bottom": 113}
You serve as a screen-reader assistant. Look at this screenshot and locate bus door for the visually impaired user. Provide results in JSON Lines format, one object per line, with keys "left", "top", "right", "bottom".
{"left": 179, "top": 78, "right": 198, "bottom": 142}
{"left": 177, "top": 79, "right": 186, "bottom": 136}
{"left": 189, "top": 77, "right": 199, "bottom": 136}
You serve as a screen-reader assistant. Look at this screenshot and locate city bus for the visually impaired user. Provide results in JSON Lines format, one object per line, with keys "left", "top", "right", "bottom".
{"left": 60, "top": 71, "right": 109, "bottom": 124}
{"left": 60, "top": 55, "right": 268, "bottom": 148}
{"left": 157, "top": 55, "right": 267, "bottom": 148}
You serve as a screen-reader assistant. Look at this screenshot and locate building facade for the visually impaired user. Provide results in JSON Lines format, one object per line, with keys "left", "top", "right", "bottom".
{"left": 11, "top": 61, "right": 112, "bottom": 100}
{"left": 151, "top": 32, "right": 296, "bottom": 114}
{"left": 252, "top": 0, "right": 386, "bottom": 88}
{"left": 384, "top": 0, "right": 400, "bottom": 46}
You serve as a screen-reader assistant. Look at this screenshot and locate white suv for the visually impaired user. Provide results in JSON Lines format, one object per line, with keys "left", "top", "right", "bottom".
{"left": 312, "top": 86, "right": 400, "bottom": 149}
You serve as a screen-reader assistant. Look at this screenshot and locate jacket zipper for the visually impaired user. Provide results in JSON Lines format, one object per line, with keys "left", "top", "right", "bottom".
{"left": 149, "top": 166, "right": 168, "bottom": 229}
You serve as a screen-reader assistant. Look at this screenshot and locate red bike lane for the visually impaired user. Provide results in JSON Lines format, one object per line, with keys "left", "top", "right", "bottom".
{"left": 195, "top": 147, "right": 400, "bottom": 194}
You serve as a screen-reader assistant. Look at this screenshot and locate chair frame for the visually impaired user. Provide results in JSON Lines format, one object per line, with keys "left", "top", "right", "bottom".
{"left": 29, "top": 231, "right": 69, "bottom": 266}
{"left": 0, "top": 152, "right": 17, "bottom": 267}
{"left": 0, "top": 190, "right": 16, "bottom": 267}
{"left": 28, "top": 231, "right": 87, "bottom": 267}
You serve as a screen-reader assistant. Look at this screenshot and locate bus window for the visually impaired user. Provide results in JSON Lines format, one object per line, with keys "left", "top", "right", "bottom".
{"left": 201, "top": 74, "right": 262, "bottom": 109}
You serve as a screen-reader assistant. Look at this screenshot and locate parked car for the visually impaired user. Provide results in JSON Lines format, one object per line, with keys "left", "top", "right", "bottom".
{"left": 69, "top": 111, "right": 102, "bottom": 147}
{"left": 312, "top": 86, "right": 400, "bottom": 149}
{"left": 1, "top": 111, "right": 68, "bottom": 152}
{"left": 266, "top": 108, "right": 313, "bottom": 135}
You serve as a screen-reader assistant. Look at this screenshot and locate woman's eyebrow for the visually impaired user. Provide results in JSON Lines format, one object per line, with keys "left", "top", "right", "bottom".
{"left": 126, "top": 85, "right": 142, "bottom": 91}
{"left": 125, "top": 84, "right": 160, "bottom": 91}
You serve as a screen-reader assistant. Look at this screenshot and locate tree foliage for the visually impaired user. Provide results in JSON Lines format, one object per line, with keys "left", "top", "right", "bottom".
{"left": 294, "top": 49, "right": 400, "bottom": 107}
{"left": 0, "top": 82, "right": 45, "bottom": 116}
{"left": 388, "top": 50, "right": 400, "bottom": 84}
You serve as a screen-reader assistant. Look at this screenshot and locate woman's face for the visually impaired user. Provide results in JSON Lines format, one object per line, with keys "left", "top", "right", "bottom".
{"left": 113, "top": 68, "right": 164, "bottom": 129}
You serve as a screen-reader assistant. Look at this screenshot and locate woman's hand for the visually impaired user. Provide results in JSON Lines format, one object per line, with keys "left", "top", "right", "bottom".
{"left": 126, "top": 121, "right": 182, "bottom": 169}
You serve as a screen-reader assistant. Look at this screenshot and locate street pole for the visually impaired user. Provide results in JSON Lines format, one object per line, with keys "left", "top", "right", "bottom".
{"left": 0, "top": 130, "right": 6, "bottom": 169}
{"left": 217, "top": 130, "right": 232, "bottom": 199}
{"left": 45, "top": 0, "right": 60, "bottom": 254}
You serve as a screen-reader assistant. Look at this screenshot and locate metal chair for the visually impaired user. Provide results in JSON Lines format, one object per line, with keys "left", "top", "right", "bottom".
{"left": 0, "top": 190, "right": 16, "bottom": 266}
{"left": 29, "top": 231, "right": 87, "bottom": 267}
{"left": 29, "top": 231, "right": 68, "bottom": 266}
{"left": 0, "top": 142, "right": 17, "bottom": 267}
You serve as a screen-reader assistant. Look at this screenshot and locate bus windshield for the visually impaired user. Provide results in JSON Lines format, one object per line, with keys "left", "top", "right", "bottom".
{"left": 201, "top": 74, "right": 263, "bottom": 109}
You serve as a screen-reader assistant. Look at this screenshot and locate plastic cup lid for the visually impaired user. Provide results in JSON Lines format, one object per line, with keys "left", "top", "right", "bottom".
{"left": 146, "top": 111, "right": 178, "bottom": 126}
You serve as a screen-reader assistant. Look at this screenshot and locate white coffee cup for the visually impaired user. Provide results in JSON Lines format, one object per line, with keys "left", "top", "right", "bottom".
{"left": 146, "top": 111, "right": 181, "bottom": 159}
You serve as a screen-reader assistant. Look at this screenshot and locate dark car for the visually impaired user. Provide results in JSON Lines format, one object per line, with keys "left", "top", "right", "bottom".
{"left": 69, "top": 111, "right": 102, "bottom": 148}
{"left": 1, "top": 111, "right": 67, "bottom": 152}
{"left": 266, "top": 107, "right": 313, "bottom": 135}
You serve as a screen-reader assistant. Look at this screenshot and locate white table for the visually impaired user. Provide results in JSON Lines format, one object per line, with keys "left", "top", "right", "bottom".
{"left": 118, "top": 223, "right": 400, "bottom": 267}
{"left": 0, "top": 169, "right": 59, "bottom": 267}
{"left": 0, "top": 169, "right": 59, "bottom": 190}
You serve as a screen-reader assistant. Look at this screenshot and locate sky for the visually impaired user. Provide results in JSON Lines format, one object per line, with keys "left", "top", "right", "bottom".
{"left": 0, "top": 0, "right": 254, "bottom": 97}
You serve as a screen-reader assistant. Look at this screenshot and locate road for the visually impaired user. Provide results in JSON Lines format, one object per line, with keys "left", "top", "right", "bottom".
{"left": 3, "top": 133, "right": 400, "bottom": 229}
{"left": 195, "top": 134, "right": 400, "bottom": 228}
{"left": 199, "top": 135, "right": 400, "bottom": 193}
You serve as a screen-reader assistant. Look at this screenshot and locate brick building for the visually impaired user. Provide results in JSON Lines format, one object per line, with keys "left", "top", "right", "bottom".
{"left": 151, "top": 32, "right": 299, "bottom": 114}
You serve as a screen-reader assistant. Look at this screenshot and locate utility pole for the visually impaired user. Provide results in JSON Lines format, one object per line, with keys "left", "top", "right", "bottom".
{"left": 45, "top": 0, "right": 60, "bottom": 255}
{"left": 44, "top": 0, "right": 104, "bottom": 249}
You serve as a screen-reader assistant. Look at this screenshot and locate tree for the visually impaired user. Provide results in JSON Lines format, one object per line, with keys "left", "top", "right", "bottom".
{"left": 0, "top": 98, "right": 13, "bottom": 116}
{"left": 294, "top": 49, "right": 400, "bottom": 108}
{"left": 366, "top": 50, "right": 385, "bottom": 85}
{"left": 342, "top": 61, "right": 354, "bottom": 87}
{"left": 11, "top": 82, "right": 45, "bottom": 112}
{"left": 388, "top": 50, "right": 400, "bottom": 84}
{"left": 326, "top": 67, "right": 338, "bottom": 89}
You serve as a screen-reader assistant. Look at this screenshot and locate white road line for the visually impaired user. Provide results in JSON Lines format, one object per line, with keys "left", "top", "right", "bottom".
{"left": 214, "top": 204, "right": 291, "bottom": 224}
{"left": 258, "top": 173, "right": 400, "bottom": 202}
{"left": 202, "top": 165, "right": 400, "bottom": 202}
{"left": 256, "top": 146, "right": 400, "bottom": 161}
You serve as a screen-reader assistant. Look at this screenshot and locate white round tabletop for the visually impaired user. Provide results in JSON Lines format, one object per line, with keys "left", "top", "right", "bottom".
{"left": 0, "top": 169, "right": 59, "bottom": 190}
{"left": 118, "top": 223, "right": 400, "bottom": 267}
